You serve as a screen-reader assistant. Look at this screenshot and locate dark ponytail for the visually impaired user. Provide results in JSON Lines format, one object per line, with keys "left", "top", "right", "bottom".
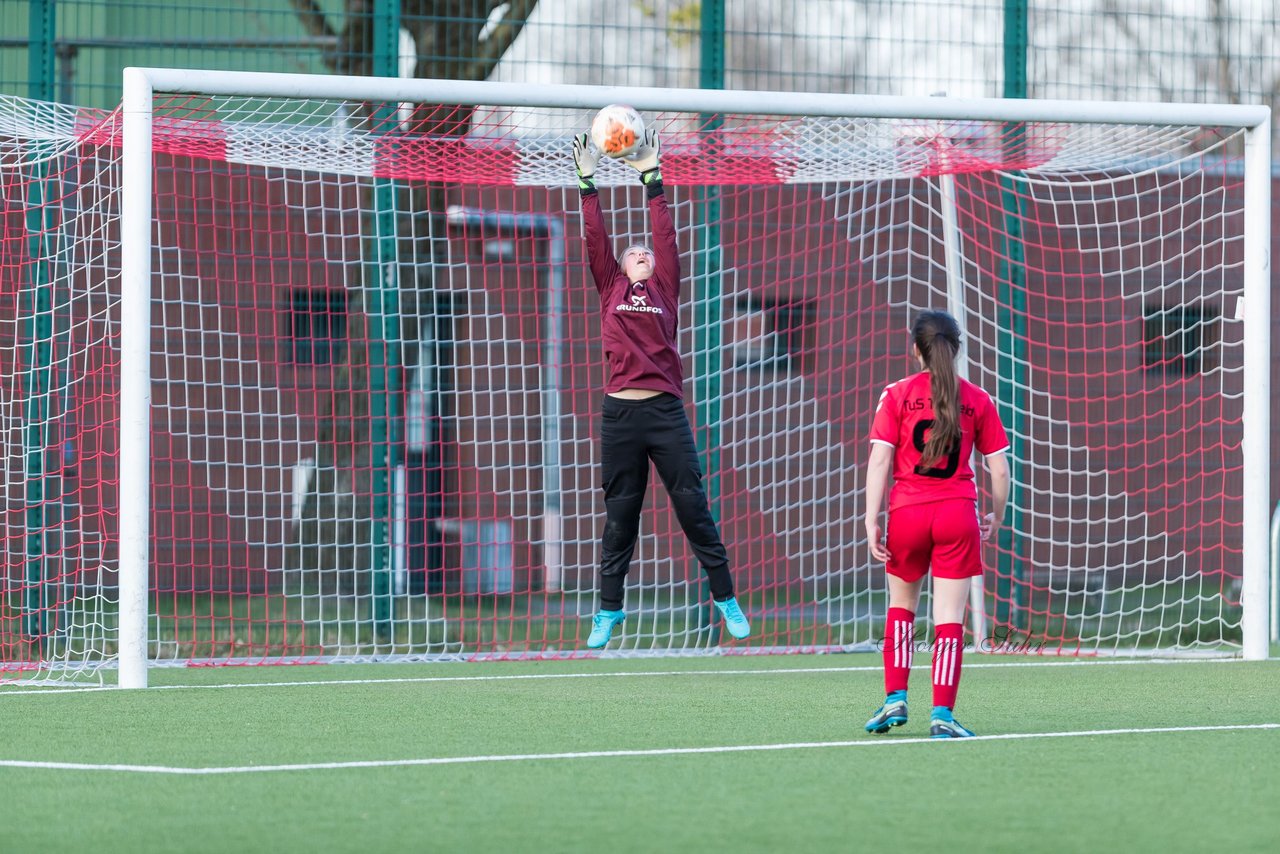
{"left": 912, "top": 310, "right": 962, "bottom": 467}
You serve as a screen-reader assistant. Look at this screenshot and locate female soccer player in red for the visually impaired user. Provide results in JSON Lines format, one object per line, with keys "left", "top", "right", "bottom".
{"left": 571, "top": 127, "right": 750, "bottom": 649}
{"left": 863, "top": 310, "right": 1010, "bottom": 738}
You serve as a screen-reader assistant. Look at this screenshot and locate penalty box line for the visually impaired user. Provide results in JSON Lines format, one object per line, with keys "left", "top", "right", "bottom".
{"left": 3, "top": 724, "right": 1276, "bottom": 775}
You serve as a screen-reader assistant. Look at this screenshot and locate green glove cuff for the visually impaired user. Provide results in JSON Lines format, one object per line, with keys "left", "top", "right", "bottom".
{"left": 640, "top": 168, "right": 662, "bottom": 197}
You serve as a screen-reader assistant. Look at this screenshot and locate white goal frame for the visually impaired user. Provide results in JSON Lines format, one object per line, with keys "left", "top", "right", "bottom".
{"left": 118, "top": 67, "right": 1271, "bottom": 688}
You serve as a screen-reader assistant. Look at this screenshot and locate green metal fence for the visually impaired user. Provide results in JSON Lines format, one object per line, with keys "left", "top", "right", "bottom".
{"left": 3, "top": 1, "right": 1278, "bottom": 133}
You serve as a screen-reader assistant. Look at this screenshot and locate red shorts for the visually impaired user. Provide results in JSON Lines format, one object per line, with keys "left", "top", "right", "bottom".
{"left": 885, "top": 498, "right": 982, "bottom": 582}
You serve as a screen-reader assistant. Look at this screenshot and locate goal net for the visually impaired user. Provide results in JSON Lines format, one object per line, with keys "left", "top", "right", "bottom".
{"left": 0, "top": 73, "right": 1270, "bottom": 684}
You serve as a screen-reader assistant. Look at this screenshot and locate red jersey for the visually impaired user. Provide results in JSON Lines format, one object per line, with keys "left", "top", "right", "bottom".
{"left": 580, "top": 190, "right": 684, "bottom": 399}
{"left": 869, "top": 372, "right": 1009, "bottom": 512}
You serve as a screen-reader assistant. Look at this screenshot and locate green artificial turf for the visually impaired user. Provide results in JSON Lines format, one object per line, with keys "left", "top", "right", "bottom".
{"left": 2, "top": 655, "right": 1277, "bottom": 853}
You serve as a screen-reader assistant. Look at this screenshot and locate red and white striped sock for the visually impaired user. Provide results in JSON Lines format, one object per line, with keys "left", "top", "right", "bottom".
{"left": 931, "top": 622, "right": 965, "bottom": 709}
{"left": 882, "top": 607, "right": 915, "bottom": 695}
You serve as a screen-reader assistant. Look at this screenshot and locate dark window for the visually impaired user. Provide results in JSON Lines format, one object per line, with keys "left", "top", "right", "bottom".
{"left": 289, "top": 288, "right": 347, "bottom": 365}
{"left": 1142, "top": 304, "right": 1219, "bottom": 377}
{"left": 729, "top": 297, "right": 776, "bottom": 368}
{"left": 729, "top": 296, "right": 817, "bottom": 372}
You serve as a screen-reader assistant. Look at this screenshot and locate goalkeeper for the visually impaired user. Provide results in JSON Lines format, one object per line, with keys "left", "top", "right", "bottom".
{"left": 863, "top": 310, "right": 1010, "bottom": 738}
{"left": 572, "top": 127, "right": 750, "bottom": 649}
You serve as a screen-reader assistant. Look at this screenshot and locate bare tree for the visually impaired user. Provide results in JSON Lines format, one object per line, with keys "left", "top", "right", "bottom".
{"left": 1048, "top": 1, "right": 1278, "bottom": 109}
{"left": 290, "top": 0, "right": 539, "bottom": 81}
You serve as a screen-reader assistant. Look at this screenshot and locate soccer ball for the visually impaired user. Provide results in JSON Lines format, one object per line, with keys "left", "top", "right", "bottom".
{"left": 590, "top": 104, "right": 646, "bottom": 159}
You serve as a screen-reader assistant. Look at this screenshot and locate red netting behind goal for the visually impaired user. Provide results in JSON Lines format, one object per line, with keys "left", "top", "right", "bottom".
{"left": 1, "top": 101, "right": 121, "bottom": 673}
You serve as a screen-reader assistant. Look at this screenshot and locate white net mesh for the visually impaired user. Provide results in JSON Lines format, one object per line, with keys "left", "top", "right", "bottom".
{"left": 0, "top": 84, "right": 1261, "bottom": 681}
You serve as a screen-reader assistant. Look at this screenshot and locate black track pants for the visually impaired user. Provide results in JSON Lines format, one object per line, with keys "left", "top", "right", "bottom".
{"left": 597, "top": 393, "right": 734, "bottom": 611}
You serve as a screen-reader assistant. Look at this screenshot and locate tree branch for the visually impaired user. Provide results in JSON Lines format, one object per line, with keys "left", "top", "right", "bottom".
{"left": 1208, "top": 0, "right": 1240, "bottom": 104}
{"left": 1099, "top": 1, "right": 1176, "bottom": 102}
{"left": 288, "top": 0, "right": 336, "bottom": 40}
{"left": 288, "top": 0, "right": 342, "bottom": 73}
{"left": 459, "top": 0, "right": 541, "bottom": 82}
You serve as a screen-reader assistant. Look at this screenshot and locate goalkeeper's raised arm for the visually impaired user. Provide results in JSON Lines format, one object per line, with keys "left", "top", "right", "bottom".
{"left": 573, "top": 132, "right": 619, "bottom": 291}
{"left": 570, "top": 128, "right": 749, "bottom": 650}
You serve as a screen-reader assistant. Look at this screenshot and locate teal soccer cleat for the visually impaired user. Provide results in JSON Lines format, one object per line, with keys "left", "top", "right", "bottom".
{"left": 865, "top": 691, "right": 909, "bottom": 734}
{"left": 713, "top": 596, "right": 751, "bottom": 639}
{"left": 929, "top": 706, "right": 976, "bottom": 739}
{"left": 586, "top": 609, "right": 626, "bottom": 649}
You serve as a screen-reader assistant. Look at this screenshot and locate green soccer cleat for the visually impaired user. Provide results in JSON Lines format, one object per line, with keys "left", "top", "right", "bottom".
{"left": 929, "top": 706, "right": 976, "bottom": 739}
{"left": 713, "top": 596, "right": 751, "bottom": 639}
{"left": 865, "top": 691, "right": 909, "bottom": 734}
{"left": 586, "top": 609, "right": 626, "bottom": 649}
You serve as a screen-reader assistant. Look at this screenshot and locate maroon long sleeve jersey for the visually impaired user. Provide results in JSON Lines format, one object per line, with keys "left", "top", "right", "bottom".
{"left": 580, "top": 189, "right": 684, "bottom": 399}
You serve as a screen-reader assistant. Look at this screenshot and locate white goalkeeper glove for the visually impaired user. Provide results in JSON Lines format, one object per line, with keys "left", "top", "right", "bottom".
{"left": 573, "top": 133, "right": 600, "bottom": 192}
{"left": 623, "top": 129, "right": 661, "bottom": 187}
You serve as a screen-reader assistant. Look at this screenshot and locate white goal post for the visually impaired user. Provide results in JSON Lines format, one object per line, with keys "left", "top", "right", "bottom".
{"left": 108, "top": 68, "right": 1269, "bottom": 688}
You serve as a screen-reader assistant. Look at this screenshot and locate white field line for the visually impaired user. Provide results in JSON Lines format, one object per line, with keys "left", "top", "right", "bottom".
{"left": 2, "top": 724, "right": 1276, "bottom": 775}
{"left": 0, "top": 656, "right": 1257, "bottom": 697}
